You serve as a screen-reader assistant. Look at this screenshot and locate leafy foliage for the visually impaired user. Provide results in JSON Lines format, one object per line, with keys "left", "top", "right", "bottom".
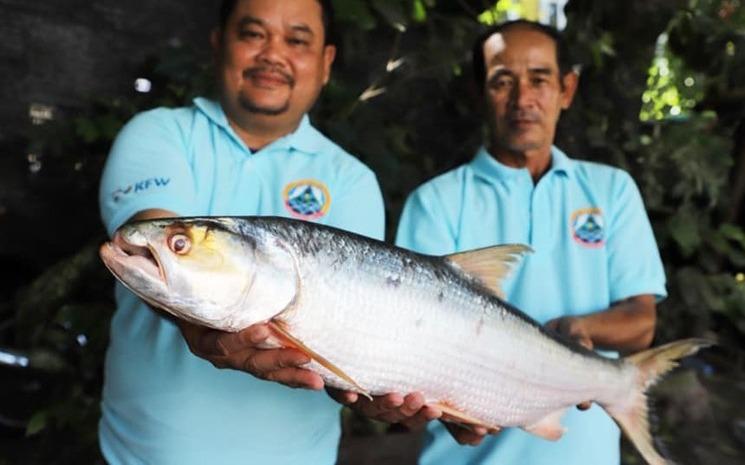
{"left": 561, "top": 2, "right": 745, "bottom": 461}
{"left": 0, "top": 43, "right": 211, "bottom": 462}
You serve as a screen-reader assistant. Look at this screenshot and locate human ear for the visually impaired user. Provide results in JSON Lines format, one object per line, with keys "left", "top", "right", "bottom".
{"left": 560, "top": 71, "right": 579, "bottom": 109}
{"left": 322, "top": 45, "right": 337, "bottom": 85}
{"left": 210, "top": 28, "right": 222, "bottom": 54}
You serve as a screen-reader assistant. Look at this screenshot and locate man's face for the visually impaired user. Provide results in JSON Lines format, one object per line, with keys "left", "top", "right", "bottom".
{"left": 482, "top": 27, "right": 576, "bottom": 156}
{"left": 213, "top": 0, "right": 335, "bottom": 124}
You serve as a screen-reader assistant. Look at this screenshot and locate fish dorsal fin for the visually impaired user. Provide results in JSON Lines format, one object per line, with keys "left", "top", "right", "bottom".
{"left": 445, "top": 244, "right": 532, "bottom": 298}
{"left": 268, "top": 320, "right": 373, "bottom": 401}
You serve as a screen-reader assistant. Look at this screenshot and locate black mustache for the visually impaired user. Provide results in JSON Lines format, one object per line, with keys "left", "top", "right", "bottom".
{"left": 508, "top": 111, "right": 540, "bottom": 122}
{"left": 243, "top": 67, "right": 295, "bottom": 87}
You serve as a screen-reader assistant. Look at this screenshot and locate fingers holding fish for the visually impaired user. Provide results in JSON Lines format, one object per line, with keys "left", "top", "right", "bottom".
{"left": 399, "top": 392, "right": 426, "bottom": 417}
{"left": 370, "top": 392, "right": 407, "bottom": 420}
{"left": 370, "top": 392, "right": 428, "bottom": 424}
{"left": 325, "top": 387, "right": 360, "bottom": 405}
{"left": 443, "top": 422, "right": 489, "bottom": 446}
{"left": 244, "top": 348, "right": 324, "bottom": 389}
{"left": 545, "top": 316, "right": 594, "bottom": 350}
{"left": 345, "top": 392, "right": 405, "bottom": 422}
{"left": 336, "top": 391, "right": 442, "bottom": 429}
{"left": 576, "top": 401, "right": 592, "bottom": 411}
{"left": 261, "top": 363, "right": 325, "bottom": 390}
{"left": 176, "top": 319, "right": 324, "bottom": 389}
{"left": 390, "top": 392, "right": 446, "bottom": 430}
{"left": 177, "top": 320, "right": 217, "bottom": 358}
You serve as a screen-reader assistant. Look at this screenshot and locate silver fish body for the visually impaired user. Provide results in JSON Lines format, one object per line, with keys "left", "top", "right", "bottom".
{"left": 100, "top": 216, "right": 709, "bottom": 465}
{"left": 249, "top": 218, "right": 632, "bottom": 426}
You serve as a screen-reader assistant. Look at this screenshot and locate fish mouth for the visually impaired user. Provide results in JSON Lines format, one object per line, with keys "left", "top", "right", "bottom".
{"left": 100, "top": 233, "right": 167, "bottom": 285}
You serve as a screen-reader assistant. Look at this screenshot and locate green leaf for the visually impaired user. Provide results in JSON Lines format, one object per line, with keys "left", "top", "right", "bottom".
{"left": 74, "top": 117, "right": 99, "bottom": 144}
{"left": 371, "top": 0, "right": 408, "bottom": 31}
{"left": 333, "top": 0, "right": 377, "bottom": 30}
{"left": 599, "top": 32, "right": 617, "bottom": 57}
{"left": 720, "top": 223, "right": 745, "bottom": 248}
{"left": 412, "top": 0, "right": 427, "bottom": 22}
{"left": 668, "top": 211, "right": 701, "bottom": 257}
{"left": 26, "top": 411, "right": 47, "bottom": 436}
{"left": 729, "top": 249, "right": 745, "bottom": 268}
{"left": 676, "top": 267, "right": 702, "bottom": 307}
{"left": 99, "top": 114, "right": 124, "bottom": 142}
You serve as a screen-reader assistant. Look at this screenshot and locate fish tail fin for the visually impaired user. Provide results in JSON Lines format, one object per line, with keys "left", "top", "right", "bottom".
{"left": 606, "top": 338, "right": 713, "bottom": 465}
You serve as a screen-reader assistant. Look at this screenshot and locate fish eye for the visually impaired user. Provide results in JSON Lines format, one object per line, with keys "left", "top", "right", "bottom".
{"left": 168, "top": 234, "right": 191, "bottom": 255}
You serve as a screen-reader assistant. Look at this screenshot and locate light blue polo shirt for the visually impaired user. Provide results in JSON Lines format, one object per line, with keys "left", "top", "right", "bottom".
{"left": 396, "top": 146, "right": 666, "bottom": 465}
{"left": 98, "top": 97, "right": 384, "bottom": 465}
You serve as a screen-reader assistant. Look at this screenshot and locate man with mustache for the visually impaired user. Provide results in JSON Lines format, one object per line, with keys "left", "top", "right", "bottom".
{"left": 98, "top": 0, "right": 384, "bottom": 464}
{"left": 389, "top": 20, "right": 667, "bottom": 465}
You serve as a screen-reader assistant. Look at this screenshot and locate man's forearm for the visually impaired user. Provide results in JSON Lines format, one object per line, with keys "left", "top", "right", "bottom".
{"left": 580, "top": 294, "right": 656, "bottom": 353}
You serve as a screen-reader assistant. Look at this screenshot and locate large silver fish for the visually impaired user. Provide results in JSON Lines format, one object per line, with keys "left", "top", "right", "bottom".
{"left": 99, "top": 216, "right": 709, "bottom": 465}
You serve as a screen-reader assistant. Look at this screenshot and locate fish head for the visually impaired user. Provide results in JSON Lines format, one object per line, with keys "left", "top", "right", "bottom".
{"left": 99, "top": 217, "right": 298, "bottom": 331}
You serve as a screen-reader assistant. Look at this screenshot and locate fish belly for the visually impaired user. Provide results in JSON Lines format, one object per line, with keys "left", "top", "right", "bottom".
{"left": 283, "top": 259, "right": 635, "bottom": 428}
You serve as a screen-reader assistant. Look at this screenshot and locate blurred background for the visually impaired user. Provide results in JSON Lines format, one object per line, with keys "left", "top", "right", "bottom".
{"left": 1, "top": 0, "right": 744, "bottom": 463}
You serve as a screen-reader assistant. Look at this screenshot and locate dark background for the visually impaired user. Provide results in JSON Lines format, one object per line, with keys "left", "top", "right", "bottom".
{"left": 0, "top": 0, "right": 213, "bottom": 138}
{"left": 0, "top": 0, "right": 213, "bottom": 274}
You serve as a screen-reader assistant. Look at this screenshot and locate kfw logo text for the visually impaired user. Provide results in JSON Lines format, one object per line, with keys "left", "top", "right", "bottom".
{"left": 112, "top": 177, "right": 170, "bottom": 202}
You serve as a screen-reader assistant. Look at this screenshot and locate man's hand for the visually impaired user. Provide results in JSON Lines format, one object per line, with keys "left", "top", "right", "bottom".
{"left": 544, "top": 296, "right": 656, "bottom": 354}
{"left": 328, "top": 389, "right": 498, "bottom": 446}
{"left": 328, "top": 390, "right": 442, "bottom": 428}
{"left": 178, "top": 320, "right": 324, "bottom": 390}
{"left": 443, "top": 422, "right": 493, "bottom": 446}
{"left": 545, "top": 316, "right": 593, "bottom": 351}
{"left": 132, "top": 209, "right": 325, "bottom": 390}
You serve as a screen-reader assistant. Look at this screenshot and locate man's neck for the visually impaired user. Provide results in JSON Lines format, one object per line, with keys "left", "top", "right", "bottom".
{"left": 488, "top": 144, "right": 552, "bottom": 183}
{"left": 227, "top": 113, "right": 302, "bottom": 152}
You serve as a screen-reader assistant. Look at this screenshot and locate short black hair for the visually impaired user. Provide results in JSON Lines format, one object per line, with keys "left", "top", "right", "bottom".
{"left": 218, "top": 0, "right": 336, "bottom": 45}
{"left": 472, "top": 20, "right": 572, "bottom": 91}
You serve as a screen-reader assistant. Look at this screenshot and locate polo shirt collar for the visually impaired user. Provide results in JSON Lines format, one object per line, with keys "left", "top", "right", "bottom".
{"left": 550, "top": 146, "right": 575, "bottom": 179}
{"left": 280, "top": 113, "right": 324, "bottom": 154}
{"left": 470, "top": 145, "right": 575, "bottom": 183}
{"left": 193, "top": 97, "right": 322, "bottom": 155}
{"left": 471, "top": 146, "right": 524, "bottom": 183}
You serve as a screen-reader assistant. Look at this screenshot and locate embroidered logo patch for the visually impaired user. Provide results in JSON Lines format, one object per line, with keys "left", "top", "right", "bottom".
{"left": 111, "top": 177, "right": 171, "bottom": 203}
{"left": 283, "top": 179, "right": 331, "bottom": 220}
{"left": 570, "top": 207, "right": 605, "bottom": 248}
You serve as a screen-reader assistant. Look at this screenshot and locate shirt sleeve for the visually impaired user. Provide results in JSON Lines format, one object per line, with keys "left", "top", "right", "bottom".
{"left": 395, "top": 183, "right": 457, "bottom": 256}
{"left": 607, "top": 172, "right": 667, "bottom": 302}
{"left": 326, "top": 166, "right": 385, "bottom": 241}
{"left": 99, "top": 109, "right": 198, "bottom": 236}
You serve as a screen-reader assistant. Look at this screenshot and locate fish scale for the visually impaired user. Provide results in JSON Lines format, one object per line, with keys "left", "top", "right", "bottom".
{"left": 101, "top": 216, "right": 712, "bottom": 465}
{"left": 279, "top": 231, "right": 635, "bottom": 427}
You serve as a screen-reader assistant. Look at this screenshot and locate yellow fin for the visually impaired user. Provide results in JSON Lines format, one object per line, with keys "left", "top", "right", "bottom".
{"left": 445, "top": 244, "right": 532, "bottom": 298}
{"left": 268, "top": 321, "right": 373, "bottom": 400}
{"left": 432, "top": 402, "right": 500, "bottom": 433}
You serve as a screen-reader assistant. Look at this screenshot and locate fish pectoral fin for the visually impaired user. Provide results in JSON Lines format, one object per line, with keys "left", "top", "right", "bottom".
{"left": 444, "top": 244, "right": 532, "bottom": 298}
{"left": 267, "top": 320, "right": 372, "bottom": 401}
{"left": 521, "top": 409, "right": 568, "bottom": 441}
{"left": 432, "top": 402, "right": 500, "bottom": 433}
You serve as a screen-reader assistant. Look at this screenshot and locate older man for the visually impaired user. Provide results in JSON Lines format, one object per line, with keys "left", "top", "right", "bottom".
{"left": 392, "top": 20, "right": 666, "bottom": 465}
{"left": 98, "top": 1, "right": 384, "bottom": 463}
